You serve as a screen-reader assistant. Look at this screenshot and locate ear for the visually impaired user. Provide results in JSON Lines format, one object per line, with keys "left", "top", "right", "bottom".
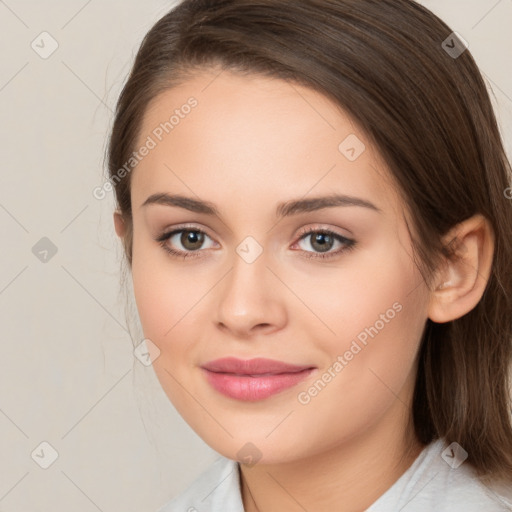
{"left": 428, "top": 214, "right": 495, "bottom": 323}
{"left": 113, "top": 210, "right": 126, "bottom": 238}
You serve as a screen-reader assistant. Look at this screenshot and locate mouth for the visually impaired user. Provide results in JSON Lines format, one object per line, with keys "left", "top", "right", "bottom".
{"left": 200, "top": 357, "right": 317, "bottom": 401}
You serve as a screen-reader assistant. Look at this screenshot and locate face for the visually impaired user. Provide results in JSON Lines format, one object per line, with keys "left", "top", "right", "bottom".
{"left": 125, "top": 68, "right": 431, "bottom": 465}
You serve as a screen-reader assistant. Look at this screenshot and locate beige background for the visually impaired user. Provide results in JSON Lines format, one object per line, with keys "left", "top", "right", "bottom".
{"left": 0, "top": 1, "right": 511, "bottom": 511}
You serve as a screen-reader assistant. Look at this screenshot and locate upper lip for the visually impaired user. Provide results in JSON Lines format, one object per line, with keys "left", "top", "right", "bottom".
{"left": 201, "top": 357, "right": 315, "bottom": 375}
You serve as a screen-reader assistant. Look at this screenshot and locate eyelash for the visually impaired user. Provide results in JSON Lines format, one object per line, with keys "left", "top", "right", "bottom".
{"left": 155, "top": 226, "right": 357, "bottom": 261}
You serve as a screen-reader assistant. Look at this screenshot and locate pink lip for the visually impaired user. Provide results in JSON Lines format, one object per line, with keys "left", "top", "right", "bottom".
{"left": 200, "top": 357, "right": 316, "bottom": 401}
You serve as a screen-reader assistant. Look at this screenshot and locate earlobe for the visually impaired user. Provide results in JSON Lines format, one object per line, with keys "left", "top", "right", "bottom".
{"left": 428, "top": 214, "right": 495, "bottom": 324}
{"left": 113, "top": 210, "right": 126, "bottom": 238}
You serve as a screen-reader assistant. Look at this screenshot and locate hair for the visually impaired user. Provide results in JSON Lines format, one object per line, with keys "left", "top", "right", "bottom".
{"left": 106, "top": 0, "right": 512, "bottom": 485}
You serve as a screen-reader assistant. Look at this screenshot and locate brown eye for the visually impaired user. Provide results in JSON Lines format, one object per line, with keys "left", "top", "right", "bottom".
{"left": 294, "top": 228, "right": 356, "bottom": 260}
{"left": 309, "top": 232, "right": 335, "bottom": 253}
{"left": 155, "top": 227, "right": 216, "bottom": 259}
{"left": 180, "top": 230, "right": 205, "bottom": 251}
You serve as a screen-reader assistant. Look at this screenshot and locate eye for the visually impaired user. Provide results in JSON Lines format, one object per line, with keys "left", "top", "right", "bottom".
{"left": 155, "top": 225, "right": 357, "bottom": 261}
{"left": 292, "top": 228, "right": 356, "bottom": 260}
{"left": 155, "top": 227, "right": 216, "bottom": 260}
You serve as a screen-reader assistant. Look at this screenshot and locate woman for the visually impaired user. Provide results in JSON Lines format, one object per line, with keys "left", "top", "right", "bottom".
{"left": 107, "top": 0, "right": 512, "bottom": 510}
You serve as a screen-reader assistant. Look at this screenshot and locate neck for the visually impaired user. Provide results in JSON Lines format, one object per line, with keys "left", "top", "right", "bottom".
{"left": 239, "top": 401, "right": 424, "bottom": 512}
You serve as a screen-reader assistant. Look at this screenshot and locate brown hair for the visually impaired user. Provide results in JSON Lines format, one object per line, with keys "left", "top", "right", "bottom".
{"left": 106, "top": 0, "right": 512, "bottom": 484}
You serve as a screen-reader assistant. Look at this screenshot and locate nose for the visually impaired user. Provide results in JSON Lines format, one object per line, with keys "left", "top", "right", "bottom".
{"left": 214, "top": 247, "right": 287, "bottom": 338}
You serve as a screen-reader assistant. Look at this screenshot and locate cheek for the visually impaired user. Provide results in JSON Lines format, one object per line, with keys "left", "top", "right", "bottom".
{"left": 309, "top": 248, "right": 426, "bottom": 408}
{"left": 290, "top": 285, "right": 427, "bottom": 450}
{"left": 290, "top": 236, "right": 428, "bottom": 401}
{"left": 132, "top": 265, "right": 196, "bottom": 344}
{"left": 131, "top": 255, "right": 202, "bottom": 409}
{"left": 130, "top": 240, "right": 214, "bottom": 395}
{"left": 131, "top": 227, "right": 198, "bottom": 337}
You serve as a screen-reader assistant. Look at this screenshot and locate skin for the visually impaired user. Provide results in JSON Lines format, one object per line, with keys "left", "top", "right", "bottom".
{"left": 114, "top": 68, "right": 494, "bottom": 512}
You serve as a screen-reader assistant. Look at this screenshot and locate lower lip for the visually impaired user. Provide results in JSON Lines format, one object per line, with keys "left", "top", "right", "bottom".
{"left": 201, "top": 368, "right": 316, "bottom": 401}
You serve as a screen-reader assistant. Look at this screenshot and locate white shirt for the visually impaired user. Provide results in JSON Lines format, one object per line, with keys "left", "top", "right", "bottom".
{"left": 157, "top": 439, "right": 512, "bottom": 511}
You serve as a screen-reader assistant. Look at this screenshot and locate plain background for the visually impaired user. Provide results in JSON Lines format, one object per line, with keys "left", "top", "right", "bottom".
{"left": 0, "top": 1, "right": 511, "bottom": 511}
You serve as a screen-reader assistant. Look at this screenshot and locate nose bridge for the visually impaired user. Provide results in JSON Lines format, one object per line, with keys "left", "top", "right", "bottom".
{"left": 224, "top": 238, "right": 271, "bottom": 306}
{"left": 215, "top": 236, "right": 285, "bottom": 334}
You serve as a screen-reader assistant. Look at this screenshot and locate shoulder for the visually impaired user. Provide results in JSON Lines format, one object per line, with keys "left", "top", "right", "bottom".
{"left": 368, "top": 439, "right": 512, "bottom": 512}
{"left": 156, "top": 456, "right": 244, "bottom": 512}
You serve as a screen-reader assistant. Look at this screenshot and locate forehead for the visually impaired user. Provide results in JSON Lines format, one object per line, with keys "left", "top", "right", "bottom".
{"left": 131, "top": 69, "right": 403, "bottom": 217}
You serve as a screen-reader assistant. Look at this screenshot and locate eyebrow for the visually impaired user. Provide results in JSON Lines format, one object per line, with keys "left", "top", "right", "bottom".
{"left": 141, "top": 192, "right": 382, "bottom": 217}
